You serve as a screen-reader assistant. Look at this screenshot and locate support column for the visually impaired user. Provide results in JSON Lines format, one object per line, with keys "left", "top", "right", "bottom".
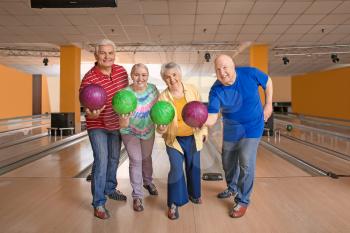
{"left": 250, "top": 44, "right": 269, "bottom": 104}
{"left": 60, "top": 45, "right": 81, "bottom": 132}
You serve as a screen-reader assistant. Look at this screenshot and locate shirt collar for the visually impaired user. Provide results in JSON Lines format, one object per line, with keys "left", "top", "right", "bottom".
{"left": 92, "top": 64, "right": 115, "bottom": 78}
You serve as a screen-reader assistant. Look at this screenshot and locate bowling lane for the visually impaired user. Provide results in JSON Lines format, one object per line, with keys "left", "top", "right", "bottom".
{"left": 256, "top": 146, "right": 310, "bottom": 178}
{"left": 0, "top": 126, "right": 48, "bottom": 149}
{"left": 0, "top": 115, "right": 50, "bottom": 148}
{"left": 0, "top": 121, "right": 349, "bottom": 233}
{"left": 1, "top": 118, "right": 312, "bottom": 180}
{"left": 275, "top": 113, "right": 350, "bottom": 137}
{"left": 1, "top": 137, "right": 93, "bottom": 178}
{"left": 282, "top": 113, "right": 350, "bottom": 127}
{"left": 0, "top": 132, "right": 87, "bottom": 174}
{"left": 279, "top": 123, "right": 350, "bottom": 157}
{"left": 1, "top": 176, "right": 350, "bottom": 233}
{"left": 201, "top": 120, "right": 310, "bottom": 178}
{"left": 1, "top": 136, "right": 59, "bottom": 169}
{"left": 0, "top": 115, "right": 50, "bottom": 133}
{"left": 262, "top": 134, "right": 350, "bottom": 176}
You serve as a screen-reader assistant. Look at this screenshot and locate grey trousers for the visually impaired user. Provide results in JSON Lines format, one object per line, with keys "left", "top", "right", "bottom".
{"left": 121, "top": 133, "right": 155, "bottom": 199}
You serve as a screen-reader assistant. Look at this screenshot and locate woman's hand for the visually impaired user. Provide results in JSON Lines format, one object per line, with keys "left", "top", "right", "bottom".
{"left": 119, "top": 113, "right": 132, "bottom": 128}
{"left": 157, "top": 124, "right": 168, "bottom": 134}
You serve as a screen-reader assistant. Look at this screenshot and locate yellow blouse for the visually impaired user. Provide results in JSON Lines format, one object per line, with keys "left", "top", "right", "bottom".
{"left": 173, "top": 96, "right": 193, "bottom": 136}
{"left": 157, "top": 83, "right": 208, "bottom": 154}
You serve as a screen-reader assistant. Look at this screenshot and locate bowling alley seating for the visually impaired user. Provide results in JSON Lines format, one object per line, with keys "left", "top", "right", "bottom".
{"left": 50, "top": 112, "right": 75, "bottom": 136}
{"left": 47, "top": 127, "right": 58, "bottom": 136}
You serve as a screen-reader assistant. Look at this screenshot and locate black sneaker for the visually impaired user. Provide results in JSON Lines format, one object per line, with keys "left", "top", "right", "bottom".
{"left": 168, "top": 204, "right": 179, "bottom": 220}
{"left": 217, "top": 189, "right": 236, "bottom": 199}
{"left": 108, "top": 190, "right": 127, "bottom": 201}
{"left": 133, "top": 198, "right": 144, "bottom": 212}
{"left": 143, "top": 183, "right": 158, "bottom": 195}
{"left": 86, "top": 173, "right": 92, "bottom": 182}
{"left": 189, "top": 196, "right": 202, "bottom": 204}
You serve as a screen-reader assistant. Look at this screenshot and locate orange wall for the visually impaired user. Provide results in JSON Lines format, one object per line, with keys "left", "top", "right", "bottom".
{"left": 41, "top": 75, "right": 51, "bottom": 114}
{"left": 0, "top": 65, "right": 51, "bottom": 119}
{"left": 292, "top": 67, "right": 350, "bottom": 120}
{"left": 271, "top": 76, "right": 291, "bottom": 102}
{"left": 0, "top": 65, "right": 32, "bottom": 119}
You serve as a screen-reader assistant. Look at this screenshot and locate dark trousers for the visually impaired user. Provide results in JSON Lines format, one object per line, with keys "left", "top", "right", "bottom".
{"left": 166, "top": 135, "right": 201, "bottom": 207}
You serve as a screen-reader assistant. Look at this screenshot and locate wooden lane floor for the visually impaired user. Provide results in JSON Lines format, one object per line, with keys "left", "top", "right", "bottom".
{"left": 0, "top": 136, "right": 60, "bottom": 169}
{"left": 289, "top": 113, "right": 350, "bottom": 127}
{"left": 0, "top": 125, "right": 49, "bottom": 148}
{"left": 263, "top": 131, "right": 350, "bottom": 176}
{"left": 0, "top": 131, "right": 88, "bottom": 174}
{"left": 118, "top": 136, "right": 310, "bottom": 180}
{"left": 275, "top": 122, "right": 350, "bottom": 157}
{"left": 1, "top": 137, "right": 93, "bottom": 178}
{"left": 1, "top": 135, "right": 350, "bottom": 232}
{"left": 275, "top": 114, "right": 350, "bottom": 137}
{"left": 0, "top": 116, "right": 50, "bottom": 134}
{"left": 0, "top": 115, "right": 51, "bottom": 149}
{"left": 0, "top": 177, "right": 349, "bottom": 233}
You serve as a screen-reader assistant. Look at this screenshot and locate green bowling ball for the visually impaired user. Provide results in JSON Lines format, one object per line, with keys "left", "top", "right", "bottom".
{"left": 112, "top": 89, "right": 137, "bottom": 114}
{"left": 150, "top": 101, "right": 175, "bottom": 125}
{"left": 286, "top": 124, "right": 293, "bottom": 132}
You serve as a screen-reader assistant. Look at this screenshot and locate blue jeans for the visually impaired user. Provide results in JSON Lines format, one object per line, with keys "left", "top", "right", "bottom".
{"left": 88, "top": 129, "right": 122, "bottom": 207}
{"left": 222, "top": 138, "right": 260, "bottom": 206}
{"left": 166, "top": 135, "right": 201, "bottom": 207}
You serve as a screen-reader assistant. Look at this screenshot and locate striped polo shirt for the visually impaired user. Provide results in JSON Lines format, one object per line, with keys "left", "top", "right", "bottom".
{"left": 80, "top": 64, "right": 129, "bottom": 131}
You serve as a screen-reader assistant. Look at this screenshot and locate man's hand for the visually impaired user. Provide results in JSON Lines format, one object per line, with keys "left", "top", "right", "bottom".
{"left": 263, "top": 103, "right": 273, "bottom": 122}
{"left": 85, "top": 105, "right": 106, "bottom": 119}
{"left": 205, "top": 113, "right": 219, "bottom": 127}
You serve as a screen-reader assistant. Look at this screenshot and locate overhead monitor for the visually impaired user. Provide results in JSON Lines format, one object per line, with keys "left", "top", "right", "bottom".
{"left": 31, "top": 0, "right": 117, "bottom": 8}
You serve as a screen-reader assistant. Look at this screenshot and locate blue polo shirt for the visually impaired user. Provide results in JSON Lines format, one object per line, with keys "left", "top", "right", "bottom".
{"left": 208, "top": 67, "right": 268, "bottom": 141}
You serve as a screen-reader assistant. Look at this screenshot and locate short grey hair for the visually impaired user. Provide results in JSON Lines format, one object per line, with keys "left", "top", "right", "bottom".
{"left": 160, "top": 62, "right": 182, "bottom": 79}
{"left": 95, "top": 39, "right": 116, "bottom": 54}
{"left": 130, "top": 63, "right": 149, "bottom": 76}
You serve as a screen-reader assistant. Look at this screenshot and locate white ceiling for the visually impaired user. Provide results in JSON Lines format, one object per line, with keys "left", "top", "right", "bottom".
{"left": 0, "top": 0, "right": 350, "bottom": 77}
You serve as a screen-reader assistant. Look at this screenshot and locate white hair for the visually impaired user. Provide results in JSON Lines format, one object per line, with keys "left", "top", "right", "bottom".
{"left": 95, "top": 39, "right": 116, "bottom": 54}
{"left": 160, "top": 62, "right": 182, "bottom": 79}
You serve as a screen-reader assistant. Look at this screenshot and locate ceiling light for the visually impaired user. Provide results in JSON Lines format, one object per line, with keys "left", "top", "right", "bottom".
{"left": 331, "top": 54, "right": 339, "bottom": 63}
{"left": 204, "top": 52, "right": 211, "bottom": 62}
{"left": 273, "top": 44, "right": 350, "bottom": 59}
{"left": 282, "top": 56, "right": 289, "bottom": 65}
{"left": 43, "top": 57, "right": 49, "bottom": 66}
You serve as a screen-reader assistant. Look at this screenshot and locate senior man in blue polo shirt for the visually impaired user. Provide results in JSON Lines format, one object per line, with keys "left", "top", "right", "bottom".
{"left": 205, "top": 54, "right": 273, "bottom": 218}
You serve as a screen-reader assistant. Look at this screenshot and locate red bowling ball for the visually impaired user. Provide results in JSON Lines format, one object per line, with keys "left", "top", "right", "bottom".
{"left": 79, "top": 84, "right": 107, "bottom": 110}
{"left": 182, "top": 101, "right": 208, "bottom": 128}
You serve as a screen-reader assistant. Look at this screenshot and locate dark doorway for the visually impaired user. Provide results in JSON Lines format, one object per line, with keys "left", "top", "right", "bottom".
{"left": 32, "top": 74, "right": 42, "bottom": 115}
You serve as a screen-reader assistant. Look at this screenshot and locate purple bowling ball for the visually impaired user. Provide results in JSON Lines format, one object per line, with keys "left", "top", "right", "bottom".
{"left": 182, "top": 101, "right": 208, "bottom": 128}
{"left": 79, "top": 84, "right": 107, "bottom": 110}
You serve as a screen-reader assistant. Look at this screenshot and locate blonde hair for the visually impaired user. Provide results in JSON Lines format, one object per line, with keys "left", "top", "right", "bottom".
{"left": 130, "top": 63, "right": 149, "bottom": 76}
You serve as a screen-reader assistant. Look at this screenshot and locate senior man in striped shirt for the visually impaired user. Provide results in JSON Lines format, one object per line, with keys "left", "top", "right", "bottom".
{"left": 80, "top": 39, "right": 129, "bottom": 219}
